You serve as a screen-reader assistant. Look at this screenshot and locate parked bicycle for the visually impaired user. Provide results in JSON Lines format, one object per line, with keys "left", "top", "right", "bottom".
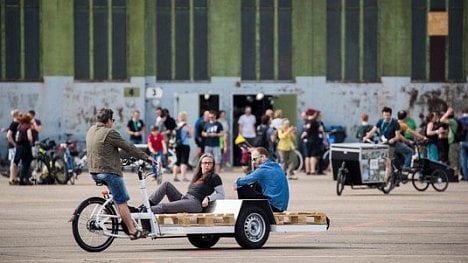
{"left": 30, "top": 138, "right": 67, "bottom": 184}
{"left": 57, "top": 135, "right": 82, "bottom": 185}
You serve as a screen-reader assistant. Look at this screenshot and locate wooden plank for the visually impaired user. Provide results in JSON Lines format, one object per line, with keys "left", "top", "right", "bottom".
{"left": 273, "top": 212, "right": 327, "bottom": 225}
{"left": 155, "top": 213, "right": 235, "bottom": 226}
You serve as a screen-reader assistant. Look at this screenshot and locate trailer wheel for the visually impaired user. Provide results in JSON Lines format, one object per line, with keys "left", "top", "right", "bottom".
{"left": 235, "top": 206, "right": 270, "bottom": 249}
{"left": 187, "top": 234, "right": 220, "bottom": 249}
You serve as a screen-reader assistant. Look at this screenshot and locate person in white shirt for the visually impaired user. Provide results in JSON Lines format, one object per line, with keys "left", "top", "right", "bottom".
{"left": 238, "top": 106, "right": 257, "bottom": 146}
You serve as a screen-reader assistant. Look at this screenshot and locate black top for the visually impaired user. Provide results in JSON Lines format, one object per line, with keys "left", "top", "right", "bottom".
{"left": 7, "top": 121, "right": 19, "bottom": 148}
{"left": 186, "top": 173, "right": 222, "bottom": 201}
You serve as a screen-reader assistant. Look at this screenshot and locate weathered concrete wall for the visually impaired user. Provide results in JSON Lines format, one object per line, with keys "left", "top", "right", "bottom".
{"left": 0, "top": 77, "right": 467, "bottom": 158}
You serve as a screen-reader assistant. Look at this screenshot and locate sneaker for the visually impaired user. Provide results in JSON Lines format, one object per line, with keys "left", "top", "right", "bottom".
{"left": 183, "top": 178, "right": 190, "bottom": 182}
{"left": 288, "top": 175, "right": 298, "bottom": 180}
{"left": 174, "top": 178, "right": 181, "bottom": 182}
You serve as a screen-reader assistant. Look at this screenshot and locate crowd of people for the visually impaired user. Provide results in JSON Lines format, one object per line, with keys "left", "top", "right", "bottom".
{"left": 5, "top": 109, "right": 42, "bottom": 185}
{"left": 360, "top": 106, "right": 468, "bottom": 181}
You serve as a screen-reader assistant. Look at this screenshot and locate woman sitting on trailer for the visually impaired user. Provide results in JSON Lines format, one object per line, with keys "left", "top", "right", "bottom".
{"left": 148, "top": 153, "right": 224, "bottom": 214}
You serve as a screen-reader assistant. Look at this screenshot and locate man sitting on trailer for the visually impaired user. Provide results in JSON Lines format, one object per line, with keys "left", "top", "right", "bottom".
{"left": 233, "top": 147, "right": 289, "bottom": 212}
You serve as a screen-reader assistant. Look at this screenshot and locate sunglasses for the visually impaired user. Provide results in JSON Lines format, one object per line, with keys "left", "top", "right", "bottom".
{"left": 251, "top": 156, "right": 262, "bottom": 162}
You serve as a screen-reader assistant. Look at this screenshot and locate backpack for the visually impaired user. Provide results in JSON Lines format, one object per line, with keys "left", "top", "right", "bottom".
{"left": 254, "top": 124, "right": 269, "bottom": 148}
{"left": 174, "top": 123, "right": 187, "bottom": 147}
{"left": 451, "top": 118, "right": 465, "bottom": 143}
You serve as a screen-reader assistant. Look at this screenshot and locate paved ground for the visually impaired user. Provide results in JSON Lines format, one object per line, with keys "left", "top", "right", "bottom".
{"left": 0, "top": 169, "right": 467, "bottom": 263}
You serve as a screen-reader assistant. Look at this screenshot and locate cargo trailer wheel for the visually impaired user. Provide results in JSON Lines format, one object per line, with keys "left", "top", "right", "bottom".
{"left": 187, "top": 234, "right": 220, "bottom": 249}
{"left": 235, "top": 206, "right": 270, "bottom": 249}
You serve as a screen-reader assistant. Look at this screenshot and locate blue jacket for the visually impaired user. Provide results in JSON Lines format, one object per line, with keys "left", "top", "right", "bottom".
{"left": 236, "top": 160, "right": 289, "bottom": 211}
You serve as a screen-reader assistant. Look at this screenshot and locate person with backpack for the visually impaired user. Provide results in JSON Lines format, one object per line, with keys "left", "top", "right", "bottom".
{"left": 440, "top": 107, "right": 462, "bottom": 178}
{"left": 172, "top": 111, "right": 192, "bottom": 182}
{"left": 458, "top": 107, "right": 468, "bottom": 181}
{"left": 254, "top": 115, "right": 271, "bottom": 149}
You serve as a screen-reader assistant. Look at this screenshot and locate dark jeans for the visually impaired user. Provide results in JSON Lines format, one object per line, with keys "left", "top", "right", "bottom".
{"left": 237, "top": 184, "right": 283, "bottom": 212}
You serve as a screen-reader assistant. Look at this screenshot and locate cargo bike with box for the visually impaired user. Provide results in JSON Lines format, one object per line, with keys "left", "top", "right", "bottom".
{"left": 70, "top": 158, "right": 330, "bottom": 252}
{"left": 330, "top": 143, "right": 395, "bottom": 195}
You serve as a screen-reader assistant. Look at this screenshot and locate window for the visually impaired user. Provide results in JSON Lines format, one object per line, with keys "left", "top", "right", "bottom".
{"left": 327, "top": 0, "right": 378, "bottom": 82}
{"left": 74, "top": 0, "right": 127, "bottom": 81}
{"left": 1, "top": 0, "right": 40, "bottom": 81}
{"left": 241, "top": 0, "right": 292, "bottom": 81}
{"left": 156, "top": 0, "right": 207, "bottom": 81}
{"left": 412, "top": 0, "right": 464, "bottom": 82}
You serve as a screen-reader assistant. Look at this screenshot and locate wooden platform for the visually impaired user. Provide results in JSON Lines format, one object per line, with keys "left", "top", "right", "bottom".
{"left": 155, "top": 213, "right": 235, "bottom": 226}
{"left": 273, "top": 212, "right": 327, "bottom": 225}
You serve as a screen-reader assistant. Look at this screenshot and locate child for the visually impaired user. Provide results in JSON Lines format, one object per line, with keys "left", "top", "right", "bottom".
{"left": 148, "top": 126, "right": 167, "bottom": 174}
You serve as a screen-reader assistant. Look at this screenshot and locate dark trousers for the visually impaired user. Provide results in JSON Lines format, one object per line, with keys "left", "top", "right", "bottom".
{"left": 237, "top": 184, "right": 283, "bottom": 212}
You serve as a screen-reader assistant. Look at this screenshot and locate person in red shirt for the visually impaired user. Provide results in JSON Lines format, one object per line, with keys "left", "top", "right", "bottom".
{"left": 148, "top": 126, "right": 167, "bottom": 174}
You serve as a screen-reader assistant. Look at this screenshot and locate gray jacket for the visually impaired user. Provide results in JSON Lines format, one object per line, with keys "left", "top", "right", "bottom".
{"left": 86, "top": 122, "right": 148, "bottom": 176}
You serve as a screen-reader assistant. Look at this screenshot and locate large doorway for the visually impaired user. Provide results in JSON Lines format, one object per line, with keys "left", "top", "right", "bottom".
{"left": 232, "top": 94, "right": 297, "bottom": 166}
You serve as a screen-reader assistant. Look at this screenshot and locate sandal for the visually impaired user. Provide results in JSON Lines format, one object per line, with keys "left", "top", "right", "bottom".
{"left": 129, "top": 229, "right": 146, "bottom": 240}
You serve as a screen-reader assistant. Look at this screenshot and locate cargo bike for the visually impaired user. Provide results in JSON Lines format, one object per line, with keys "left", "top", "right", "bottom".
{"left": 70, "top": 158, "right": 330, "bottom": 252}
{"left": 330, "top": 143, "right": 396, "bottom": 195}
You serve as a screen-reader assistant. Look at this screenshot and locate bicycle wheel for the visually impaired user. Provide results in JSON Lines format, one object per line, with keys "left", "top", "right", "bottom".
{"left": 53, "top": 157, "right": 68, "bottom": 184}
{"left": 336, "top": 162, "right": 346, "bottom": 196}
{"left": 293, "top": 149, "right": 303, "bottom": 173}
{"left": 71, "top": 197, "right": 118, "bottom": 252}
{"left": 430, "top": 169, "right": 449, "bottom": 192}
{"left": 411, "top": 171, "right": 430, "bottom": 191}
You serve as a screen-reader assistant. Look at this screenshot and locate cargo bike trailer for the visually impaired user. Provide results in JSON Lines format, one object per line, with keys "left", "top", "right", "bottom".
{"left": 330, "top": 143, "right": 395, "bottom": 195}
{"left": 70, "top": 160, "right": 330, "bottom": 252}
{"left": 330, "top": 143, "right": 450, "bottom": 196}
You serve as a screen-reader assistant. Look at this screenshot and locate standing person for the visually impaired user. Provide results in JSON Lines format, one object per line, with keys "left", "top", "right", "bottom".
{"left": 315, "top": 111, "right": 327, "bottom": 175}
{"left": 172, "top": 111, "right": 192, "bottom": 182}
{"left": 356, "top": 113, "right": 373, "bottom": 142}
{"left": 436, "top": 111, "right": 449, "bottom": 164}
{"left": 459, "top": 107, "right": 468, "bottom": 181}
{"left": 271, "top": 109, "right": 284, "bottom": 130}
{"left": 86, "top": 108, "right": 156, "bottom": 240}
{"left": 425, "top": 112, "right": 440, "bottom": 161}
{"left": 154, "top": 107, "right": 163, "bottom": 128}
{"left": 217, "top": 110, "right": 230, "bottom": 168}
{"left": 28, "top": 110, "right": 42, "bottom": 143}
{"left": 13, "top": 113, "right": 34, "bottom": 185}
{"left": 277, "top": 119, "right": 298, "bottom": 180}
{"left": 163, "top": 108, "right": 177, "bottom": 138}
{"left": 126, "top": 110, "right": 145, "bottom": 144}
{"left": 403, "top": 111, "right": 418, "bottom": 141}
{"left": 440, "top": 107, "right": 461, "bottom": 178}
{"left": 148, "top": 153, "right": 224, "bottom": 214}
{"left": 254, "top": 115, "right": 271, "bottom": 150}
{"left": 302, "top": 110, "right": 324, "bottom": 175}
{"left": 193, "top": 110, "right": 210, "bottom": 163}
{"left": 233, "top": 147, "right": 289, "bottom": 212}
{"left": 202, "top": 110, "right": 224, "bottom": 174}
{"left": 6, "top": 109, "right": 20, "bottom": 185}
{"left": 237, "top": 106, "right": 256, "bottom": 146}
{"left": 147, "top": 126, "right": 167, "bottom": 175}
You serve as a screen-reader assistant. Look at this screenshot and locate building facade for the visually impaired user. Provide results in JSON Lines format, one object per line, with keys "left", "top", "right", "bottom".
{"left": 0, "top": 0, "right": 467, "bottom": 162}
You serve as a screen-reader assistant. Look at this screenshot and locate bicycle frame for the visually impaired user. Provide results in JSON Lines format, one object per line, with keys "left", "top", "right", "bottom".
{"left": 92, "top": 161, "right": 163, "bottom": 239}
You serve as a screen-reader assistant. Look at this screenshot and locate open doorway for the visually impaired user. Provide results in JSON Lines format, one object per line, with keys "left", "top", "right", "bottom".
{"left": 232, "top": 95, "right": 273, "bottom": 166}
{"left": 232, "top": 94, "right": 297, "bottom": 166}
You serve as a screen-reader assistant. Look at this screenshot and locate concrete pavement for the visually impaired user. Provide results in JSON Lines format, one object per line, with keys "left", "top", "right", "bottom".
{"left": 0, "top": 169, "right": 467, "bottom": 263}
